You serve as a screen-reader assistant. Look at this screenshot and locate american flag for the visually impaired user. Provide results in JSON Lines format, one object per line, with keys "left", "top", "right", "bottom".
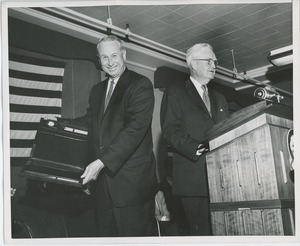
{"left": 9, "top": 53, "right": 66, "bottom": 166}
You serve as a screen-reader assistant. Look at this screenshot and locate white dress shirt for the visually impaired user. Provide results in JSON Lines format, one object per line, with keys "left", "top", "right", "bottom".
{"left": 189, "top": 76, "right": 206, "bottom": 100}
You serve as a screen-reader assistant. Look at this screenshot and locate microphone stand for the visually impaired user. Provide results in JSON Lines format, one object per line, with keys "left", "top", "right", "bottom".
{"left": 216, "top": 65, "right": 293, "bottom": 102}
{"left": 222, "top": 49, "right": 293, "bottom": 105}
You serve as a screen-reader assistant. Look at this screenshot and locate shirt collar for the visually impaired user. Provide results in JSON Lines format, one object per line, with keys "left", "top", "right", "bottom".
{"left": 190, "top": 76, "right": 205, "bottom": 91}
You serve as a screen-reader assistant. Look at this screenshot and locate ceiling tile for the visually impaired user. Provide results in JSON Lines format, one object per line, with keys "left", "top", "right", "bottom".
{"left": 207, "top": 4, "right": 236, "bottom": 16}
{"left": 128, "top": 5, "right": 154, "bottom": 13}
{"left": 132, "top": 20, "right": 168, "bottom": 36}
{"left": 110, "top": 6, "right": 138, "bottom": 19}
{"left": 175, "top": 4, "right": 205, "bottom": 16}
{"left": 271, "top": 36, "right": 292, "bottom": 48}
{"left": 159, "top": 12, "right": 185, "bottom": 25}
{"left": 181, "top": 25, "right": 211, "bottom": 38}
{"left": 208, "top": 36, "right": 231, "bottom": 50}
{"left": 201, "top": 17, "right": 228, "bottom": 30}
{"left": 169, "top": 32, "right": 194, "bottom": 44}
{"left": 173, "top": 36, "right": 205, "bottom": 51}
{"left": 252, "top": 27, "right": 277, "bottom": 38}
{"left": 227, "top": 36, "right": 256, "bottom": 48}
{"left": 215, "top": 49, "right": 234, "bottom": 59}
{"left": 127, "top": 13, "right": 155, "bottom": 28}
{"left": 114, "top": 19, "right": 138, "bottom": 30}
{"left": 142, "top": 6, "right": 172, "bottom": 19}
{"left": 243, "top": 38, "right": 269, "bottom": 50}
{"left": 249, "top": 7, "right": 280, "bottom": 21}
{"left": 274, "top": 3, "right": 292, "bottom": 13}
{"left": 239, "top": 3, "right": 276, "bottom": 15}
{"left": 233, "top": 49, "right": 257, "bottom": 59}
{"left": 279, "top": 27, "right": 292, "bottom": 37}
{"left": 233, "top": 44, "right": 255, "bottom": 54}
{"left": 220, "top": 9, "right": 245, "bottom": 23}
{"left": 199, "top": 30, "right": 219, "bottom": 41}
{"left": 254, "top": 43, "right": 274, "bottom": 55}
{"left": 110, "top": 5, "right": 123, "bottom": 12}
{"left": 146, "top": 26, "right": 180, "bottom": 41}
{"left": 159, "top": 36, "right": 185, "bottom": 46}
{"left": 262, "top": 32, "right": 286, "bottom": 43}
{"left": 189, "top": 9, "right": 217, "bottom": 23}
{"left": 243, "top": 14, "right": 288, "bottom": 34}
{"left": 224, "top": 29, "right": 248, "bottom": 40}
{"left": 174, "top": 18, "right": 199, "bottom": 30}
{"left": 212, "top": 23, "right": 238, "bottom": 36}
{"left": 231, "top": 15, "right": 259, "bottom": 29}
{"left": 272, "top": 19, "right": 292, "bottom": 31}
{"left": 281, "top": 9, "right": 292, "bottom": 19}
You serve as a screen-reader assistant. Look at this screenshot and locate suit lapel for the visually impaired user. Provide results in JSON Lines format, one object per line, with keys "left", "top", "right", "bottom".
{"left": 186, "top": 79, "right": 211, "bottom": 117}
{"left": 97, "top": 79, "right": 108, "bottom": 121}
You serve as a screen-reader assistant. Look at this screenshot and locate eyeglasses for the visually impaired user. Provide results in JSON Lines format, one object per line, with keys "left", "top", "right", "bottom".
{"left": 193, "top": 59, "right": 218, "bottom": 67}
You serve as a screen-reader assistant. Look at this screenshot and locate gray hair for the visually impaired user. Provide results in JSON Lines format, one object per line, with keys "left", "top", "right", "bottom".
{"left": 96, "top": 35, "right": 125, "bottom": 55}
{"left": 186, "top": 43, "right": 213, "bottom": 66}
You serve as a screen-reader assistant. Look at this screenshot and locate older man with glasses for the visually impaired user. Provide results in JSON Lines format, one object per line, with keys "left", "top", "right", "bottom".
{"left": 160, "top": 43, "right": 229, "bottom": 235}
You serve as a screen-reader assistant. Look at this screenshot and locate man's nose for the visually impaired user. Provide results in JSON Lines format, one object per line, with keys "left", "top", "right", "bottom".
{"left": 107, "top": 58, "right": 113, "bottom": 66}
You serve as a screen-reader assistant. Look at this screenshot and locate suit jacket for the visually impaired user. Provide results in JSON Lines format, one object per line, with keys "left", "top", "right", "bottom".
{"left": 160, "top": 79, "right": 229, "bottom": 196}
{"left": 75, "top": 68, "right": 158, "bottom": 207}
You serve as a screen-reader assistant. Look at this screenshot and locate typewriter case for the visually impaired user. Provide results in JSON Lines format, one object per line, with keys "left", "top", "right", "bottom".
{"left": 19, "top": 118, "right": 89, "bottom": 188}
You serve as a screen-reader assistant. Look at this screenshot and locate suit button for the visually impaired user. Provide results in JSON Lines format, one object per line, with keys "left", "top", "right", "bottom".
{"left": 100, "top": 146, "right": 104, "bottom": 150}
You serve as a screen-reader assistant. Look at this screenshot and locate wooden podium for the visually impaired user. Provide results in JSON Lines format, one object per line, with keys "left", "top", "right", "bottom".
{"left": 205, "top": 101, "right": 294, "bottom": 235}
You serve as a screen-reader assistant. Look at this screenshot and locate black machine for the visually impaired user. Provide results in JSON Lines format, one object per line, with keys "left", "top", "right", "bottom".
{"left": 19, "top": 118, "right": 89, "bottom": 187}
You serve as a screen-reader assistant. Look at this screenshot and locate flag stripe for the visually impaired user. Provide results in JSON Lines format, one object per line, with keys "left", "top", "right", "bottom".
{"left": 9, "top": 70, "right": 64, "bottom": 83}
{"left": 10, "top": 122, "right": 40, "bottom": 130}
{"left": 10, "top": 104, "right": 61, "bottom": 114}
{"left": 11, "top": 130, "right": 37, "bottom": 140}
{"left": 11, "top": 148, "right": 32, "bottom": 157}
{"left": 10, "top": 95, "right": 62, "bottom": 107}
{"left": 11, "top": 157, "right": 30, "bottom": 166}
{"left": 10, "top": 78, "right": 63, "bottom": 91}
{"left": 10, "top": 53, "right": 66, "bottom": 68}
{"left": 10, "top": 139, "right": 35, "bottom": 148}
{"left": 10, "top": 112, "right": 61, "bottom": 122}
{"left": 10, "top": 86, "right": 62, "bottom": 98}
{"left": 9, "top": 61, "right": 65, "bottom": 76}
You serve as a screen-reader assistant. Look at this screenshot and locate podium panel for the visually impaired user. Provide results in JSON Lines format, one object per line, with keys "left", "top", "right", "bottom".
{"left": 211, "top": 208, "right": 294, "bottom": 235}
{"left": 206, "top": 101, "right": 294, "bottom": 235}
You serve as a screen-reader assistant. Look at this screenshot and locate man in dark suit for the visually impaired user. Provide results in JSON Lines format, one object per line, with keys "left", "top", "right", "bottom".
{"left": 75, "top": 35, "right": 158, "bottom": 237}
{"left": 160, "top": 43, "right": 229, "bottom": 235}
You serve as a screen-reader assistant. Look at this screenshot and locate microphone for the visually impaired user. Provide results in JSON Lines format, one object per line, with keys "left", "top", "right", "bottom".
{"left": 254, "top": 87, "right": 284, "bottom": 103}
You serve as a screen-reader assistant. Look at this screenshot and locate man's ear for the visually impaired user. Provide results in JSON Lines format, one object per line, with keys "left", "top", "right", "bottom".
{"left": 122, "top": 50, "right": 127, "bottom": 60}
{"left": 190, "top": 60, "right": 197, "bottom": 71}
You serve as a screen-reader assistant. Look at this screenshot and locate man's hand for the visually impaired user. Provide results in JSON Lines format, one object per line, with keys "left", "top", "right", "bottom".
{"left": 196, "top": 143, "right": 209, "bottom": 156}
{"left": 81, "top": 159, "right": 105, "bottom": 185}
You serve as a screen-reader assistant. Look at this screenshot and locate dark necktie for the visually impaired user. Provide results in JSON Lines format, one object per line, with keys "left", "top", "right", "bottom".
{"left": 202, "top": 85, "right": 211, "bottom": 115}
{"left": 104, "top": 79, "right": 114, "bottom": 111}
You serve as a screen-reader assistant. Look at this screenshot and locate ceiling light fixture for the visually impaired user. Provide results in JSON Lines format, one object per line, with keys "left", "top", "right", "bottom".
{"left": 268, "top": 45, "right": 293, "bottom": 66}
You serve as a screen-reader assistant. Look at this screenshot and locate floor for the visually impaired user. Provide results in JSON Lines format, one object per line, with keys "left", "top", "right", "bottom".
{"left": 11, "top": 179, "right": 188, "bottom": 238}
